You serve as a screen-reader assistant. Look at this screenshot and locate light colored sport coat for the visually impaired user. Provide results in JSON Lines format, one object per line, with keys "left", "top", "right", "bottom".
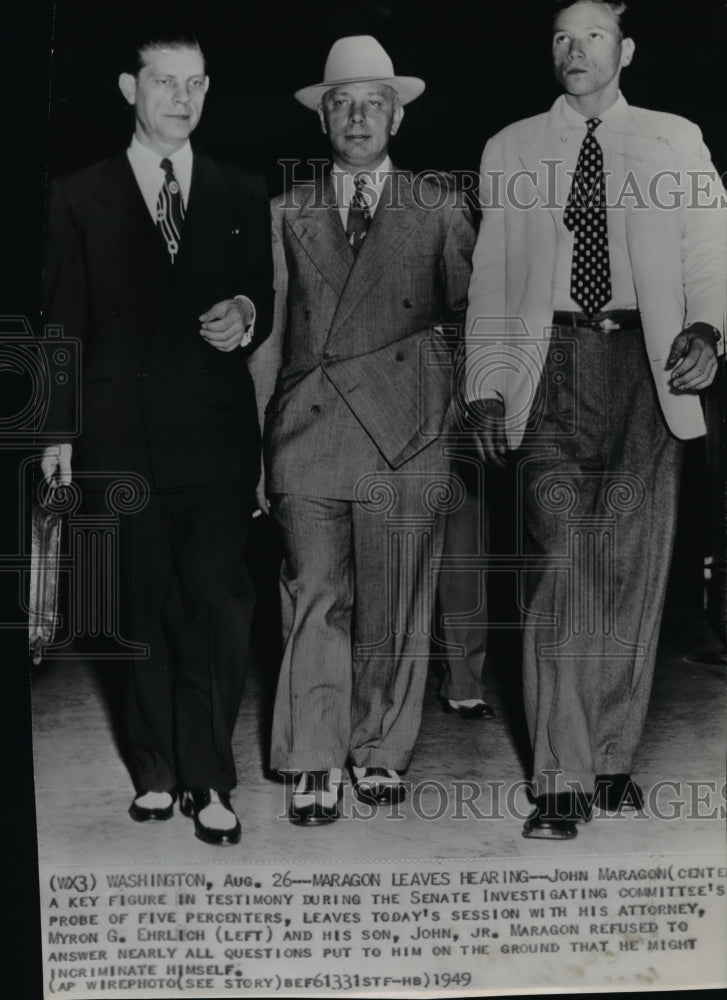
{"left": 251, "top": 168, "right": 475, "bottom": 498}
{"left": 465, "top": 95, "right": 727, "bottom": 447}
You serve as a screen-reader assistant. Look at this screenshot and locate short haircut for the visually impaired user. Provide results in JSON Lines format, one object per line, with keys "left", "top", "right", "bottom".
{"left": 553, "top": 0, "right": 631, "bottom": 36}
{"left": 122, "top": 26, "right": 205, "bottom": 76}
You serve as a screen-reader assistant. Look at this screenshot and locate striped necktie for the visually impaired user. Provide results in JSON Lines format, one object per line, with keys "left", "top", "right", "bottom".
{"left": 346, "top": 174, "right": 372, "bottom": 255}
{"left": 156, "top": 158, "right": 185, "bottom": 263}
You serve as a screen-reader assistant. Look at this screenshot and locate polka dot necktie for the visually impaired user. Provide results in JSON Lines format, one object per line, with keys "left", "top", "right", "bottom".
{"left": 346, "top": 174, "right": 372, "bottom": 255}
{"left": 156, "top": 158, "right": 185, "bottom": 263}
{"left": 563, "top": 118, "right": 612, "bottom": 317}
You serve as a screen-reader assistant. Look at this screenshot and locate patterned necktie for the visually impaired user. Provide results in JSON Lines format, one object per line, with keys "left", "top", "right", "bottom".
{"left": 346, "top": 174, "right": 372, "bottom": 255}
{"left": 156, "top": 158, "right": 185, "bottom": 263}
{"left": 563, "top": 118, "right": 612, "bottom": 317}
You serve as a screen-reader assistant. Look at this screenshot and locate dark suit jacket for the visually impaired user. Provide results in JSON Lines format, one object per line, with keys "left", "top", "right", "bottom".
{"left": 43, "top": 150, "right": 274, "bottom": 489}
{"left": 249, "top": 169, "right": 475, "bottom": 498}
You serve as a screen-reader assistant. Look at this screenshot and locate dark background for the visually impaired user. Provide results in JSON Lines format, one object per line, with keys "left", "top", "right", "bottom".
{"left": 5, "top": 0, "right": 727, "bottom": 996}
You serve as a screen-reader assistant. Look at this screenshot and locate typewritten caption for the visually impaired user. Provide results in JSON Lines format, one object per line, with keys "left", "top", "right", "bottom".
{"left": 40, "top": 854, "right": 726, "bottom": 997}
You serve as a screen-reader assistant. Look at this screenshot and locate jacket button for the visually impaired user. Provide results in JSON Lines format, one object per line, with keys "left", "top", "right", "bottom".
{"left": 396, "top": 351, "right": 405, "bottom": 361}
{"left": 137, "top": 371, "right": 149, "bottom": 380}
{"left": 403, "top": 298, "right": 413, "bottom": 309}
{"left": 311, "top": 404, "right": 321, "bottom": 414}
{"left": 303, "top": 309, "right": 312, "bottom": 321}
{"left": 111, "top": 308, "right": 122, "bottom": 318}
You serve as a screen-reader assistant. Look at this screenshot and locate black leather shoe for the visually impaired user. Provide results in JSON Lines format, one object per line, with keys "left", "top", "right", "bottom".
{"left": 289, "top": 770, "right": 342, "bottom": 826}
{"left": 595, "top": 774, "right": 644, "bottom": 812}
{"left": 129, "top": 790, "right": 176, "bottom": 822}
{"left": 180, "top": 789, "right": 241, "bottom": 845}
{"left": 439, "top": 696, "right": 496, "bottom": 720}
{"left": 522, "top": 793, "right": 590, "bottom": 840}
{"left": 352, "top": 767, "right": 406, "bottom": 805}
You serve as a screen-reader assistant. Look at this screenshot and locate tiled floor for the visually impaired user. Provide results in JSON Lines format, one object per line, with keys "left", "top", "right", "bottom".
{"left": 31, "top": 619, "right": 726, "bottom": 866}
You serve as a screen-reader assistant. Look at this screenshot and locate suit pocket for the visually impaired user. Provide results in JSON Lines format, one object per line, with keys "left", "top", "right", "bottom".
{"left": 402, "top": 253, "right": 440, "bottom": 270}
{"left": 540, "top": 342, "right": 575, "bottom": 419}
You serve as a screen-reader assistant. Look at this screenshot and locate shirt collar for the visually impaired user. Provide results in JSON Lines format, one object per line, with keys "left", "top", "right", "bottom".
{"left": 331, "top": 155, "right": 393, "bottom": 206}
{"left": 128, "top": 135, "right": 193, "bottom": 173}
{"left": 557, "top": 91, "right": 629, "bottom": 132}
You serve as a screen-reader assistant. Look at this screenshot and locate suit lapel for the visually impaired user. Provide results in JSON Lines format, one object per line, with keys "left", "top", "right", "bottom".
{"left": 329, "top": 170, "right": 420, "bottom": 334}
{"left": 173, "top": 154, "right": 232, "bottom": 276}
{"left": 92, "top": 153, "right": 170, "bottom": 278}
{"left": 518, "top": 103, "right": 573, "bottom": 226}
{"left": 288, "top": 175, "right": 354, "bottom": 297}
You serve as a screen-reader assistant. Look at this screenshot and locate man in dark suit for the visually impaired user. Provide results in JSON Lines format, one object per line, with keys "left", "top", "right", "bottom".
{"left": 250, "top": 36, "right": 475, "bottom": 824}
{"left": 41, "top": 28, "right": 273, "bottom": 844}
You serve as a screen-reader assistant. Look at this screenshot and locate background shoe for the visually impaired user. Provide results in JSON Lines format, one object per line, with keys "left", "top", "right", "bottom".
{"left": 180, "top": 789, "right": 241, "bottom": 845}
{"left": 440, "top": 696, "right": 495, "bottom": 720}
{"left": 352, "top": 767, "right": 406, "bottom": 805}
{"left": 522, "top": 792, "right": 586, "bottom": 840}
{"left": 595, "top": 774, "right": 644, "bottom": 812}
{"left": 289, "top": 769, "right": 342, "bottom": 825}
{"left": 129, "top": 790, "right": 175, "bottom": 822}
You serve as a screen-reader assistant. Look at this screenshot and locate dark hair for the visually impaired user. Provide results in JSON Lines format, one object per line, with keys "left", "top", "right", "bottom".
{"left": 122, "top": 27, "right": 204, "bottom": 76}
{"left": 553, "top": 0, "right": 631, "bottom": 36}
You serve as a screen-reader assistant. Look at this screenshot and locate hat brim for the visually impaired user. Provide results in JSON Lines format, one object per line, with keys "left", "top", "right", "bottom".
{"left": 295, "top": 75, "right": 425, "bottom": 110}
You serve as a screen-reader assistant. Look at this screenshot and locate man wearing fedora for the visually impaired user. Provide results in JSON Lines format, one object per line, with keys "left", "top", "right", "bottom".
{"left": 250, "top": 35, "right": 475, "bottom": 823}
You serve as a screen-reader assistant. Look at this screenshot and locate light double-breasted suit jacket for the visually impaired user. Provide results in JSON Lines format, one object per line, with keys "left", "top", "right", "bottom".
{"left": 465, "top": 96, "right": 727, "bottom": 448}
{"left": 250, "top": 169, "right": 476, "bottom": 499}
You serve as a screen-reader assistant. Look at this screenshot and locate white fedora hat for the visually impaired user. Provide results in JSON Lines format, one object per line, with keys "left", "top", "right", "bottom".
{"left": 295, "top": 35, "right": 425, "bottom": 110}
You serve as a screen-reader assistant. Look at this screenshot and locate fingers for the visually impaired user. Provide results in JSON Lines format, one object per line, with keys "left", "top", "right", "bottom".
{"left": 200, "top": 328, "right": 243, "bottom": 351}
{"left": 665, "top": 331, "right": 689, "bottom": 370}
{"left": 670, "top": 343, "right": 718, "bottom": 392}
{"left": 473, "top": 421, "right": 507, "bottom": 468}
{"left": 254, "top": 485, "right": 271, "bottom": 518}
{"left": 40, "top": 444, "right": 73, "bottom": 486}
{"left": 198, "top": 300, "right": 230, "bottom": 323}
{"left": 482, "top": 429, "right": 507, "bottom": 469}
{"left": 200, "top": 301, "right": 244, "bottom": 352}
{"left": 58, "top": 457, "right": 73, "bottom": 486}
{"left": 40, "top": 455, "right": 58, "bottom": 484}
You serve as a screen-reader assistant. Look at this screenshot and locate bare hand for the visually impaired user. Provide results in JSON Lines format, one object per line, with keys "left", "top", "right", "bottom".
{"left": 467, "top": 399, "right": 507, "bottom": 468}
{"left": 666, "top": 323, "right": 719, "bottom": 392}
{"left": 253, "top": 473, "right": 271, "bottom": 518}
{"left": 41, "top": 443, "right": 73, "bottom": 486}
{"left": 199, "top": 299, "right": 253, "bottom": 352}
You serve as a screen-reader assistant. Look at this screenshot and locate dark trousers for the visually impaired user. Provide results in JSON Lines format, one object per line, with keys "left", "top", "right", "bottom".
{"left": 270, "top": 484, "right": 446, "bottom": 772}
{"left": 519, "top": 327, "right": 682, "bottom": 797}
{"left": 112, "top": 482, "right": 255, "bottom": 792}
{"left": 436, "top": 455, "right": 490, "bottom": 701}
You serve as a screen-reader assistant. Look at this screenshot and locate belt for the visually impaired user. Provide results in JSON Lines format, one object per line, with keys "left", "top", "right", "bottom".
{"left": 552, "top": 309, "right": 641, "bottom": 332}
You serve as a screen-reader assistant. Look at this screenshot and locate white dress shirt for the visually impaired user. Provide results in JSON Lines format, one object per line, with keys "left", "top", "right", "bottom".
{"left": 127, "top": 135, "right": 193, "bottom": 219}
{"left": 331, "top": 155, "right": 393, "bottom": 229}
{"left": 553, "top": 93, "right": 638, "bottom": 312}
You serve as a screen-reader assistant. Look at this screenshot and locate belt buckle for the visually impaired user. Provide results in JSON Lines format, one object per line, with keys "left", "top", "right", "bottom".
{"left": 595, "top": 316, "right": 620, "bottom": 332}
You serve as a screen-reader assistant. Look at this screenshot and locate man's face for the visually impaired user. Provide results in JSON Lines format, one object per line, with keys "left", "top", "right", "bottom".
{"left": 318, "top": 82, "right": 403, "bottom": 171}
{"left": 118, "top": 45, "right": 209, "bottom": 155}
{"left": 552, "top": 2, "right": 634, "bottom": 107}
